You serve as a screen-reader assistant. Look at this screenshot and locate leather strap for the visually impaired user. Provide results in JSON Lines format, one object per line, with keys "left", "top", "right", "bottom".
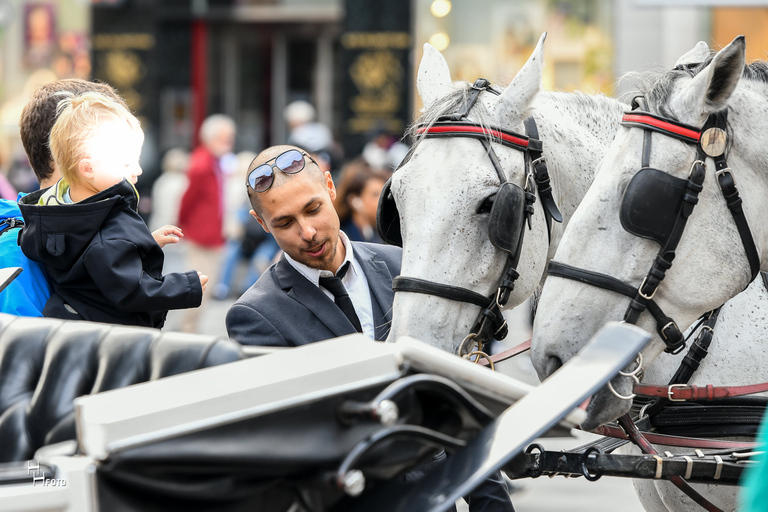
{"left": 634, "top": 381, "right": 768, "bottom": 402}
{"left": 617, "top": 415, "right": 725, "bottom": 512}
{"left": 478, "top": 339, "right": 531, "bottom": 367}
{"left": 714, "top": 157, "right": 761, "bottom": 281}
{"left": 642, "top": 309, "right": 720, "bottom": 419}
{"left": 593, "top": 422, "right": 757, "bottom": 451}
{"left": 392, "top": 276, "right": 492, "bottom": 309}
{"left": 547, "top": 261, "right": 684, "bottom": 352}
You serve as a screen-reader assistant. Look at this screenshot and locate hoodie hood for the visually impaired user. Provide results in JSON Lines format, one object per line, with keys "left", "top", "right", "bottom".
{"left": 19, "top": 179, "right": 140, "bottom": 271}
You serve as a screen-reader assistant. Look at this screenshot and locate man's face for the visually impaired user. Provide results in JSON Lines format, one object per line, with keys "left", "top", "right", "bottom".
{"left": 252, "top": 165, "right": 343, "bottom": 272}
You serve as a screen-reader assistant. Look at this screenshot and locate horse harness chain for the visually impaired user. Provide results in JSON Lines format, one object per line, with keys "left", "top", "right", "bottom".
{"left": 377, "top": 78, "right": 562, "bottom": 360}
{"left": 545, "top": 100, "right": 764, "bottom": 512}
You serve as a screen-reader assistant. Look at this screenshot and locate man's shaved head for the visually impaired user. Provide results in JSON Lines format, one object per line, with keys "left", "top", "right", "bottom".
{"left": 246, "top": 144, "right": 325, "bottom": 217}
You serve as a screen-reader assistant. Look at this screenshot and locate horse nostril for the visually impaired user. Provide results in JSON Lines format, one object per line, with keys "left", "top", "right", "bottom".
{"left": 545, "top": 355, "right": 563, "bottom": 378}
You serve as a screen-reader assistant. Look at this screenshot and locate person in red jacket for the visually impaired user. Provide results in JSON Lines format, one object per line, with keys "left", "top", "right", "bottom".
{"left": 178, "top": 114, "right": 236, "bottom": 332}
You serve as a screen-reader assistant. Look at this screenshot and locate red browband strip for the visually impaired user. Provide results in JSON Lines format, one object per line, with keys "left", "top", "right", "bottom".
{"left": 622, "top": 114, "right": 701, "bottom": 143}
{"left": 418, "top": 124, "right": 529, "bottom": 148}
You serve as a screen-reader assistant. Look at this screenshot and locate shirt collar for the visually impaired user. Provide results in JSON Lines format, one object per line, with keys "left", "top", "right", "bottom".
{"left": 284, "top": 230, "right": 357, "bottom": 287}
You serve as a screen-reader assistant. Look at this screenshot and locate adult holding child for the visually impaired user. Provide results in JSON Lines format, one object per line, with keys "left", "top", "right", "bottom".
{"left": 0, "top": 80, "right": 121, "bottom": 316}
{"left": 18, "top": 92, "right": 206, "bottom": 327}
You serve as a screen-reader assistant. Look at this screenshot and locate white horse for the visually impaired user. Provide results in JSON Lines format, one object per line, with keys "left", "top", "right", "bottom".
{"left": 385, "top": 34, "right": 626, "bottom": 353}
{"left": 532, "top": 36, "right": 768, "bottom": 511}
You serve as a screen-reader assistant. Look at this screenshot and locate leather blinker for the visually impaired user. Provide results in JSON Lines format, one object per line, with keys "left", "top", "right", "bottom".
{"left": 488, "top": 182, "right": 527, "bottom": 256}
{"left": 376, "top": 177, "right": 402, "bottom": 247}
{"left": 620, "top": 168, "right": 688, "bottom": 246}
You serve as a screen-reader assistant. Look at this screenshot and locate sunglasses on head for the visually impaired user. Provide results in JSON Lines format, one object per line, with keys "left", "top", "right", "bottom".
{"left": 247, "top": 149, "right": 315, "bottom": 192}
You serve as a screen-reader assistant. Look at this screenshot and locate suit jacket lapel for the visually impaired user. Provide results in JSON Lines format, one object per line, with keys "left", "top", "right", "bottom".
{"left": 354, "top": 243, "right": 395, "bottom": 340}
{"left": 274, "top": 256, "right": 356, "bottom": 338}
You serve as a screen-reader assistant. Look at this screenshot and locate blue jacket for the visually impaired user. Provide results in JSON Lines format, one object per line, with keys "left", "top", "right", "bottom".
{"left": 0, "top": 196, "right": 51, "bottom": 316}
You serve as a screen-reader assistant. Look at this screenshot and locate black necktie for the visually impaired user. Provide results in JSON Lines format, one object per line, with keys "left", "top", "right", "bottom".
{"left": 319, "top": 262, "right": 363, "bottom": 333}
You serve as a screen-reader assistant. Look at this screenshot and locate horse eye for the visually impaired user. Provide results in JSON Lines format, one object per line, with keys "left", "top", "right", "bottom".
{"left": 477, "top": 194, "right": 496, "bottom": 214}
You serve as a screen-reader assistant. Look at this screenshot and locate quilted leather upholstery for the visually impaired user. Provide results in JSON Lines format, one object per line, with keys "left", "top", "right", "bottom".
{"left": 0, "top": 313, "right": 244, "bottom": 462}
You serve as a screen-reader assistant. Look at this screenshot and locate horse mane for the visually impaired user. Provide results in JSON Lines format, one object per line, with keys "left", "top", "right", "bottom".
{"left": 621, "top": 57, "right": 768, "bottom": 119}
{"left": 406, "top": 81, "right": 495, "bottom": 145}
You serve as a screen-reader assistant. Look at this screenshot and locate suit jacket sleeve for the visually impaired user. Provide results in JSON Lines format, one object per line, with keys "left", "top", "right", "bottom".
{"left": 226, "top": 302, "right": 289, "bottom": 347}
{"left": 83, "top": 239, "right": 202, "bottom": 312}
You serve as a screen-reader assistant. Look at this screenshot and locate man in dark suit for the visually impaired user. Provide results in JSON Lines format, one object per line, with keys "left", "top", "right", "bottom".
{"left": 226, "top": 145, "right": 400, "bottom": 346}
{"left": 226, "top": 145, "right": 513, "bottom": 512}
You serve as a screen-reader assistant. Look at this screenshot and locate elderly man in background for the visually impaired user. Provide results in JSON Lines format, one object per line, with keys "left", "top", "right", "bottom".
{"left": 178, "top": 114, "right": 236, "bottom": 333}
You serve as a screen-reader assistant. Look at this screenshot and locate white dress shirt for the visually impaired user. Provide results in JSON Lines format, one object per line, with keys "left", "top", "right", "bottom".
{"left": 284, "top": 231, "right": 376, "bottom": 339}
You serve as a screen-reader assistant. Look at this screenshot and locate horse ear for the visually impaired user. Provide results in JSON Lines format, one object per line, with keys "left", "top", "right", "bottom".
{"left": 417, "top": 43, "right": 452, "bottom": 109}
{"left": 679, "top": 35, "right": 745, "bottom": 117}
{"left": 498, "top": 33, "right": 546, "bottom": 122}
{"left": 674, "top": 41, "right": 711, "bottom": 68}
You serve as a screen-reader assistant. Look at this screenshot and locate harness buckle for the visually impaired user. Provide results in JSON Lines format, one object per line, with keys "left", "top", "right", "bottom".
{"left": 638, "top": 276, "right": 657, "bottom": 300}
{"left": 667, "top": 383, "right": 688, "bottom": 402}
{"left": 524, "top": 171, "right": 535, "bottom": 192}
{"left": 531, "top": 156, "right": 546, "bottom": 170}
{"left": 688, "top": 160, "right": 704, "bottom": 179}
{"left": 715, "top": 168, "right": 734, "bottom": 190}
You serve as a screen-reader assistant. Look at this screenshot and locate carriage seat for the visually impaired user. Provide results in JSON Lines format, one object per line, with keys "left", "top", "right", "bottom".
{"left": 0, "top": 313, "right": 249, "bottom": 463}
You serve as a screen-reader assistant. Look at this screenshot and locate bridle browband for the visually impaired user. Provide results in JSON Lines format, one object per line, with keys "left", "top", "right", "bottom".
{"left": 548, "top": 102, "right": 760, "bottom": 354}
{"left": 392, "top": 78, "right": 562, "bottom": 353}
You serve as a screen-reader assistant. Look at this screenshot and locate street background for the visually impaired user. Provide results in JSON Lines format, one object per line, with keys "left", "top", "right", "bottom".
{"left": 1, "top": 1, "right": 764, "bottom": 509}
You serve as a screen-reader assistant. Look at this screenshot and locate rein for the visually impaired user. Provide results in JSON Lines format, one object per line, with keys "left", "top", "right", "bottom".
{"left": 391, "top": 78, "right": 562, "bottom": 358}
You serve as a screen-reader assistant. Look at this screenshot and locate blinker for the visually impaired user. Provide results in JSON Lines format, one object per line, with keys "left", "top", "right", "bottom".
{"left": 489, "top": 182, "right": 527, "bottom": 256}
{"left": 376, "top": 178, "right": 402, "bottom": 247}
{"left": 620, "top": 168, "right": 689, "bottom": 247}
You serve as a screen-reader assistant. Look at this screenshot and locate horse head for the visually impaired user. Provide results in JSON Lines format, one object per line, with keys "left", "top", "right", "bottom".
{"left": 384, "top": 34, "right": 554, "bottom": 353}
{"left": 533, "top": 35, "right": 768, "bottom": 430}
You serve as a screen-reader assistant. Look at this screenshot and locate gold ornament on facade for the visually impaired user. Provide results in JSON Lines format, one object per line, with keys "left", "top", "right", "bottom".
{"left": 101, "top": 50, "right": 144, "bottom": 89}
{"left": 350, "top": 51, "right": 402, "bottom": 93}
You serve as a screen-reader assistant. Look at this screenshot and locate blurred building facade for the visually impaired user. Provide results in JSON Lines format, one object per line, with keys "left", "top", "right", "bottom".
{"left": 1, "top": 0, "right": 767, "bottom": 188}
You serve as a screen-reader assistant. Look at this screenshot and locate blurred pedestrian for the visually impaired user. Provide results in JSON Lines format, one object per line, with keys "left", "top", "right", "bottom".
{"left": 178, "top": 114, "right": 236, "bottom": 332}
{"left": 362, "top": 129, "right": 409, "bottom": 170}
{"left": 214, "top": 151, "right": 280, "bottom": 300}
{"left": 285, "top": 100, "right": 332, "bottom": 153}
{"left": 149, "top": 147, "right": 189, "bottom": 232}
{"left": 333, "top": 158, "right": 389, "bottom": 243}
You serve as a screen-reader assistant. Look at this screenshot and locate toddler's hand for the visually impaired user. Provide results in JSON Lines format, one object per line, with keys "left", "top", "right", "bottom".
{"left": 153, "top": 225, "right": 183, "bottom": 248}
{"left": 198, "top": 271, "right": 209, "bottom": 293}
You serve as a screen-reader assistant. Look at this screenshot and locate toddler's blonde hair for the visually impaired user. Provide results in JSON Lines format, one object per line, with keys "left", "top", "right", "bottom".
{"left": 49, "top": 91, "right": 140, "bottom": 184}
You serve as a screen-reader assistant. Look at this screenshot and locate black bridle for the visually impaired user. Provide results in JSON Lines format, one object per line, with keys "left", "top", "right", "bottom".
{"left": 384, "top": 78, "right": 562, "bottom": 352}
{"left": 548, "top": 103, "right": 760, "bottom": 354}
